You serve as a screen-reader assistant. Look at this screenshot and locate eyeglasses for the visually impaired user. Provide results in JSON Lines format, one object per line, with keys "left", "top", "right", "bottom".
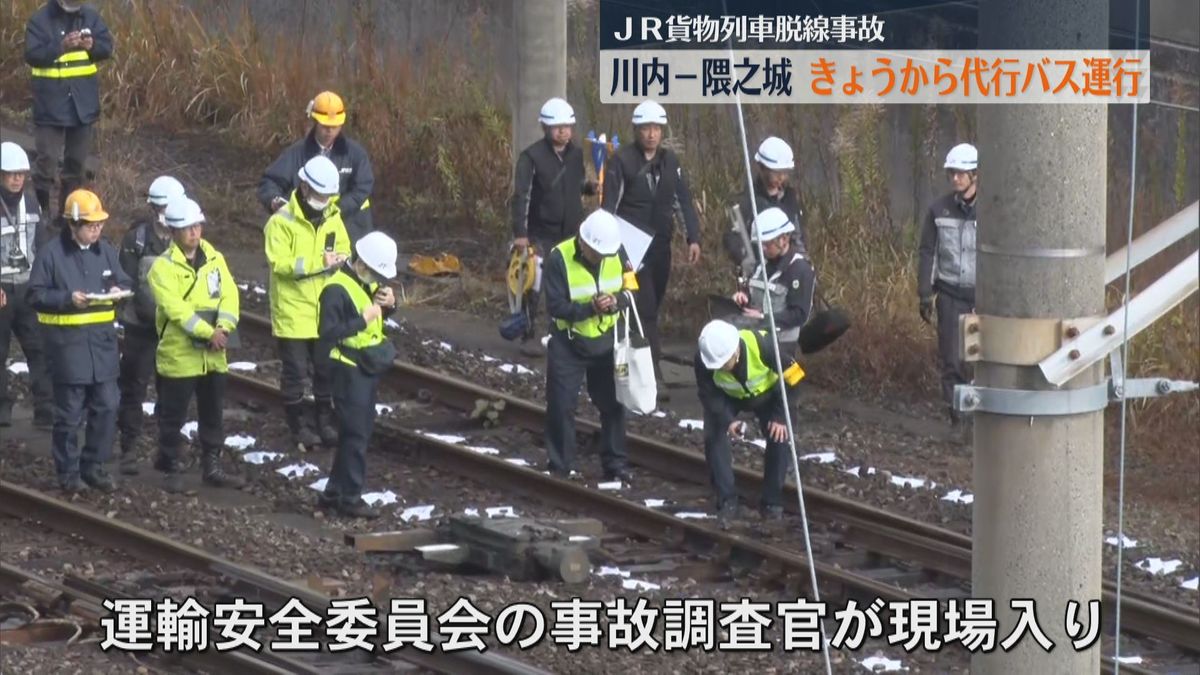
{"left": 75, "top": 221, "right": 105, "bottom": 231}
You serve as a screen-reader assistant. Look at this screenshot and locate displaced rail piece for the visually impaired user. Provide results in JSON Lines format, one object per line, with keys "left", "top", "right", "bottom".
{"left": 236, "top": 312, "right": 1200, "bottom": 660}
{"left": 219, "top": 365, "right": 1198, "bottom": 672}
{"left": 0, "top": 481, "right": 551, "bottom": 675}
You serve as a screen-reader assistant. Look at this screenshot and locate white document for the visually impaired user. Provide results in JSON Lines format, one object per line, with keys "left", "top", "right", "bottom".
{"left": 613, "top": 214, "right": 653, "bottom": 271}
{"left": 85, "top": 290, "right": 134, "bottom": 302}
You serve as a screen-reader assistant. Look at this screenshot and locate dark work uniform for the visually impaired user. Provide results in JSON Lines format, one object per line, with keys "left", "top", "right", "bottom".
{"left": 257, "top": 130, "right": 375, "bottom": 242}
{"left": 601, "top": 143, "right": 700, "bottom": 373}
{"left": 917, "top": 191, "right": 977, "bottom": 415}
{"left": 26, "top": 226, "right": 132, "bottom": 486}
{"left": 695, "top": 332, "right": 800, "bottom": 511}
{"left": 24, "top": 1, "right": 113, "bottom": 215}
{"left": 0, "top": 186, "right": 53, "bottom": 426}
{"left": 317, "top": 264, "right": 395, "bottom": 508}
{"left": 511, "top": 137, "right": 593, "bottom": 333}
{"left": 740, "top": 250, "right": 817, "bottom": 355}
{"left": 726, "top": 176, "right": 807, "bottom": 277}
{"left": 542, "top": 241, "right": 635, "bottom": 478}
{"left": 115, "top": 220, "right": 170, "bottom": 455}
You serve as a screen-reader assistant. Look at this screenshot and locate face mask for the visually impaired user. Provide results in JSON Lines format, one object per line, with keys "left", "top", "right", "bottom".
{"left": 306, "top": 196, "right": 330, "bottom": 211}
{"left": 58, "top": 0, "right": 83, "bottom": 12}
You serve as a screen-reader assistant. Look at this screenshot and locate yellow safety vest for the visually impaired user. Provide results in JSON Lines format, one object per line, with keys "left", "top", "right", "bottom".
{"left": 552, "top": 237, "right": 626, "bottom": 339}
{"left": 148, "top": 239, "right": 240, "bottom": 378}
{"left": 325, "top": 269, "right": 385, "bottom": 367}
{"left": 30, "top": 50, "right": 98, "bottom": 79}
{"left": 713, "top": 330, "right": 782, "bottom": 399}
{"left": 264, "top": 193, "right": 351, "bottom": 339}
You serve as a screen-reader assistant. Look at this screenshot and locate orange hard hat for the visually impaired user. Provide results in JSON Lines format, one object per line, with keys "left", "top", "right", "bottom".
{"left": 64, "top": 189, "right": 109, "bottom": 222}
{"left": 307, "top": 91, "right": 346, "bottom": 126}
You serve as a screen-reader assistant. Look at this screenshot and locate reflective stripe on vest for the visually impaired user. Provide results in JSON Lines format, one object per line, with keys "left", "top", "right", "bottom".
{"left": 326, "top": 269, "right": 385, "bottom": 366}
{"left": 712, "top": 330, "right": 779, "bottom": 399}
{"left": 31, "top": 50, "right": 98, "bottom": 79}
{"left": 748, "top": 253, "right": 805, "bottom": 342}
{"left": 38, "top": 307, "right": 115, "bottom": 326}
{"left": 552, "top": 238, "right": 624, "bottom": 339}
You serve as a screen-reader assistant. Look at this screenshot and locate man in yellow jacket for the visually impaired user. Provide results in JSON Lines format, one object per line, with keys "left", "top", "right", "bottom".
{"left": 264, "top": 155, "right": 351, "bottom": 450}
{"left": 148, "top": 197, "right": 243, "bottom": 494}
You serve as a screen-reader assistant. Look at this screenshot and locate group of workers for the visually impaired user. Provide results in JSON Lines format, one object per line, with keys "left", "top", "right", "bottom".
{"left": 513, "top": 95, "right": 979, "bottom": 521}
{"left": 8, "top": 0, "right": 400, "bottom": 516}
{"left": 7, "top": 0, "right": 981, "bottom": 521}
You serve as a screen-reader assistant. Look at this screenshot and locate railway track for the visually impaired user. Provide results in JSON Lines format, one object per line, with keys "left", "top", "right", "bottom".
{"left": 218, "top": 315, "right": 1200, "bottom": 672}
{"left": 0, "top": 480, "right": 550, "bottom": 675}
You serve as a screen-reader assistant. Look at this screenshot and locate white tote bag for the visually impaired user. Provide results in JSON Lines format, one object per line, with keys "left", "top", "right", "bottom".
{"left": 613, "top": 291, "right": 658, "bottom": 414}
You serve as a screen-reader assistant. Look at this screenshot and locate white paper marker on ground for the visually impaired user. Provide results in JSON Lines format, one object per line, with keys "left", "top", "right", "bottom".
{"left": 362, "top": 491, "right": 399, "bottom": 507}
{"left": 142, "top": 402, "right": 156, "bottom": 416}
{"left": 859, "top": 655, "right": 908, "bottom": 672}
{"left": 242, "top": 451, "right": 282, "bottom": 465}
{"left": 941, "top": 490, "right": 974, "bottom": 505}
{"left": 400, "top": 505, "right": 436, "bottom": 522}
{"left": 228, "top": 362, "right": 257, "bottom": 372}
{"left": 6, "top": 361, "right": 28, "bottom": 375}
{"left": 1104, "top": 534, "right": 1139, "bottom": 548}
{"left": 800, "top": 452, "right": 837, "bottom": 464}
{"left": 278, "top": 462, "right": 320, "bottom": 479}
{"left": 643, "top": 498, "right": 666, "bottom": 508}
{"left": 180, "top": 421, "right": 199, "bottom": 439}
{"left": 1136, "top": 558, "right": 1184, "bottom": 576}
{"left": 308, "top": 477, "right": 328, "bottom": 491}
{"left": 421, "top": 432, "right": 467, "bottom": 444}
{"left": 678, "top": 419, "right": 704, "bottom": 431}
{"left": 486, "top": 506, "right": 517, "bottom": 518}
{"left": 597, "top": 481, "right": 622, "bottom": 491}
{"left": 224, "top": 434, "right": 255, "bottom": 451}
{"left": 1181, "top": 577, "right": 1198, "bottom": 591}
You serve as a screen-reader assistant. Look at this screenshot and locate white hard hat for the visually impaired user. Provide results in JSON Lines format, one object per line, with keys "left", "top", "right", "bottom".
{"left": 0, "top": 142, "right": 30, "bottom": 173}
{"left": 355, "top": 231, "right": 399, "bottom": 280}
{"left": 539, "top": 97, "right": 576, "bottom": 126}
{"left": 147, "top": 176, "right": 186, "bottom": 206}
{"left": 944, "top": 143, "right": 978, "bottom": 171}
{"left": 752, "top": 207, "right": 795, "bottom": 241}
{"left": 163, "top": 197, "right": 205, "bottom": 229}
{"left": 298, "top": 155, "right": 341, "bottom": 196}
{"left": 579, "top": 210, "right": 622, "bottom": 256}
{"left": 632, "top": 100, "right": 667, "bottom": 126}
{"left": 754, "top": 136, "right": 794, "bottom": 171}
{"left": 699, "top": 320, "right": 741, "bottom": 369}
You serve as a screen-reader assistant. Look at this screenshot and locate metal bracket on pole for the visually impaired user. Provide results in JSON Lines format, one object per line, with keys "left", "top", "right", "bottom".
{"left": 954, "top": 377, "right": 1198, "bottom": 416}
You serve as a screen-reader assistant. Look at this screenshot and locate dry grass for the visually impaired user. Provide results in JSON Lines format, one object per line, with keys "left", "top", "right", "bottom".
{"left": 0, "top": 0, "right": 512, "bottom": 235}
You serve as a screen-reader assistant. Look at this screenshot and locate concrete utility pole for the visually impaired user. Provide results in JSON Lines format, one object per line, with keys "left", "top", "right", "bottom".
{"left": 513, "top": 0, "right": 568, "bottom": 163}
{"left": 973, "top": 0, "right": 1108, "bottom": 673}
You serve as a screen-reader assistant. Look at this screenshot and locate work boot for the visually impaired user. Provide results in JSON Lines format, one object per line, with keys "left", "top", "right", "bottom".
{"left": 119, "top": 446, "right": 140, "bottom": 476}
{"left": 201, "top": 447, "right": 245, "bottom": 489}
{"left": 0, "top": 403, "right": 11, "bottom": 427}
{"left": 285, "top": 403, "right": 321, "bottom": 450}
{"left": 162, "top": 472, "right": 184, "bottom": 494}
{"left": 336, "top": 500, "right": 381, "bottom": 519}
{"left": 314, "top": 400, "right": 339, "bottom": 448}
{"left": 60, "top": 474, "right": 87, "bottom": 494}
{"left": 81, "top": 466, "right": 116, "bottom": 493}
{"left": 760, "top": 505, "right": 785, "bottom": 522}
{"left": 717, "top": 502, "right": 739, "bottom": 530}
{"left": 33, "top": 407, "right": 54, "bottom": 431}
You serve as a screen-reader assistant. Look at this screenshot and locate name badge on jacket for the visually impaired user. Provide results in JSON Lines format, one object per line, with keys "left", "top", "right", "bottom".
{"left": 207, "top": 269, "right": 221, "bottom": 298}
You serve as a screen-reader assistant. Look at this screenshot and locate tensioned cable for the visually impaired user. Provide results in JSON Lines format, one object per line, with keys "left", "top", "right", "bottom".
{"left": 720, "top": 2, "right": 832, "bottom": 672}
{"left": 1113, "top": 0, "right": 1141, "bottom": 670}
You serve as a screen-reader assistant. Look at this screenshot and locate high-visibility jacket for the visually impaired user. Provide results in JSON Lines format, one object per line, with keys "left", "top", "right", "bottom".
{"left": 712, "top": 330, "right": 805, "bottom": 400}
{"left": 551, "top": 237, "right": 626, "bottom": 339}
{"left": 324, "top": 268, "right": 385, "bottom": 367}
{"left": 24, "top": 1, "right": 113, "bottom": 127}
{"left": 264, "top": 192, "right": 351, "bottom": 339}
{"left": 148, "top": 239, "right": 239, "bottom": 378}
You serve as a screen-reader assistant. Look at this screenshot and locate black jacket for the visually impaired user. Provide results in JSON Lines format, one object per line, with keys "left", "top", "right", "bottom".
{"left": 24, "top": 0, "right": 113, "bottom": 127}
{"left": 543, "top": 239, "right": 635, "bottom": 358}
{"left": 258, "top": 130, "right": 375, "bottom": 227}
{"left": 726, "top": 176, "right": 807, "bottom": 272}
{"left": 26, "top": 227, "right": 132, "bottom": 384}
{"left": 694, "top": 331, "right": 798, "bottom": 429}
{"left": 118, "top": 220, "right": 172, "bottom": 331}
{"left": 511, "top": 138, "right": 591, "bottom": 241}
{"left": 601, "top": 144, "right": 700, "bottom": 244}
